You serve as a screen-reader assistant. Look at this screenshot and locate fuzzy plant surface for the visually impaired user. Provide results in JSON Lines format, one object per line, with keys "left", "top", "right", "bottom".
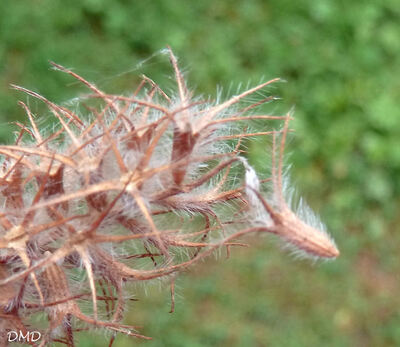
{"left": 0, "top": 48, "right": 339, "bottom": 346}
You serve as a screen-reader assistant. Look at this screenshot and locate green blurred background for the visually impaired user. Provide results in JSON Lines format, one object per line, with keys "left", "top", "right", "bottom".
{"left": 1, "top": 1, "right": 400, "bottom": 346}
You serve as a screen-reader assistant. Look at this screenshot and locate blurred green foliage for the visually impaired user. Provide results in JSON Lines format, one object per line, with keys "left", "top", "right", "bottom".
{"left": 1, "top": 0, "right": 400, "bottom": 346}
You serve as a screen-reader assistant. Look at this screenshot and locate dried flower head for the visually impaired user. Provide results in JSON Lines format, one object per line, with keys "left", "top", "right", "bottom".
{"left": 0, "top": 48, "right": 338, "bottom": 345}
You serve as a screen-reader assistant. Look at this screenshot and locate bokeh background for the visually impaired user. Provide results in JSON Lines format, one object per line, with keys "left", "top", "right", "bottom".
{"left": 1, "top": 1, "right": 400, "bottom": 346}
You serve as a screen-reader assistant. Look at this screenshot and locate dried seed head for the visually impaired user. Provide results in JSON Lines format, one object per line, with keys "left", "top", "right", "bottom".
{"left": 0, "top": 49, "right": 338, "bottom": 344}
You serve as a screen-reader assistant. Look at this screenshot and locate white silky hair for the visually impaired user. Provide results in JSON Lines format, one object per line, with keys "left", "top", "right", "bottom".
{"left": 239, "top": 157, "right": 260, "bottom": 204}
{"left": 238, "top": 156, "right": 274, "bottom": 226}
{"left": 280, "top": 173, "right": 333, "bottom": 237}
